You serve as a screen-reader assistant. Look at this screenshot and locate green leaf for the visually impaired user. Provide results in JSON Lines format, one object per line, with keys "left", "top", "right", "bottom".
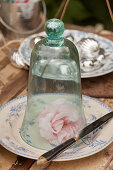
{"left": 65, "top": 0, "right": 92, "bottom": 21}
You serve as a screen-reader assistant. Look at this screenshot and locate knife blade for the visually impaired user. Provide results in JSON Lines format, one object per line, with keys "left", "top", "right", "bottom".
{"left": 37, "top": 111, "right": 113, "bottom": 167}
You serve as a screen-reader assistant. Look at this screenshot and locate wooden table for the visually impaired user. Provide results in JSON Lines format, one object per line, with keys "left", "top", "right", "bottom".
{"left": 0, "top": 24, "right": 113, "bottom": 170}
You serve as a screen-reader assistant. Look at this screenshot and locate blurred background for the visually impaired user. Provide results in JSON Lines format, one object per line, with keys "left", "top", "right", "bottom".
{"left": 45, "top": 0, "right": 113, "bottom": 31}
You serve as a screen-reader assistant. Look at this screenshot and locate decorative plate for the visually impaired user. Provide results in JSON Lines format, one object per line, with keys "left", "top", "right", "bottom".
{"left": 0, "top": 95, "right": 113, "bottom": 161}
{"left": 18, "top": 30, "right": 113, "bottom": 78}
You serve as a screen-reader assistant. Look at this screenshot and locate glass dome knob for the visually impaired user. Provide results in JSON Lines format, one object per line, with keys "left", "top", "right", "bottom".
{"left": 45, "top": 18, "right": 65, "bottom": 40}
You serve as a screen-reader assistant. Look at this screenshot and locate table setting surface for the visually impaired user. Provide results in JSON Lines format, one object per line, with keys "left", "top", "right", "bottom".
{"left": 0, "top": 24, "right": 113, "bottom": 170}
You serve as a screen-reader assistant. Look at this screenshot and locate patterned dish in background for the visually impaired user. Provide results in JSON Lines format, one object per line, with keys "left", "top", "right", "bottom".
{"left": 0, "top": 94, "right": 112, "bottom": 161}
{"left": 18, "top": 30, "right": 113, "bottom": 78}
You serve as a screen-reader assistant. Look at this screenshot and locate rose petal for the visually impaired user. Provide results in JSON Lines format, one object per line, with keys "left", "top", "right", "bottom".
{"left": 52, "top": 119, "right": 64, "bottom": 134}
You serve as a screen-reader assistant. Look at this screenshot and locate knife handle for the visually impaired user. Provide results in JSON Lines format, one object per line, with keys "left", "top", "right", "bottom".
{"left": 38, "top": 137, "right": 78, "bottom": 163}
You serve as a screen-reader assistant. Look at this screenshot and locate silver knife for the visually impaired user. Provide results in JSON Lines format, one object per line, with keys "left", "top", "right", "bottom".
{"left": 37, "top": 111, "right": 113, "bottom": 167}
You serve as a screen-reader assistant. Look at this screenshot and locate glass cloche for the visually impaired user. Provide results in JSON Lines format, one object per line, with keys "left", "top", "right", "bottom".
{"left": 20, "top": 19, "right": 86, "bottom": 150}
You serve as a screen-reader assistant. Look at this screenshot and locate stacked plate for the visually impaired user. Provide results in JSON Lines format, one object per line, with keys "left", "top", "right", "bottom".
{"left": 16, "top": 30, "right": 113, "bottom": 78}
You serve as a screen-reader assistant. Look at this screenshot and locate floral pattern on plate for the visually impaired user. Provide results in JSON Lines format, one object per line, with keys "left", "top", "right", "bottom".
{"left": 0, "top": 94, "right": 112, "bottom": 161}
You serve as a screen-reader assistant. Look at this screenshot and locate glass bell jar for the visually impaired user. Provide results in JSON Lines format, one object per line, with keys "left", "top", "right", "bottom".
{"left": 20, "top": 19, "right": 86, "bottom": 150}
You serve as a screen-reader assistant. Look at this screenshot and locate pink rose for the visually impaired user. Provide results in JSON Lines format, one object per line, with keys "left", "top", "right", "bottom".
{"left": 37, "top": 98, "right": 84, "bottom": 145}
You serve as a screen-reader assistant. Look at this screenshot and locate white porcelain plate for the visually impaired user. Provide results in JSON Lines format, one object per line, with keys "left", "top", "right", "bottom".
{"left": 19, "top": 30, "right": 113, "bottom": 78}
{"left": 0, "top": 95, "right": 113, "bottom": 161}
